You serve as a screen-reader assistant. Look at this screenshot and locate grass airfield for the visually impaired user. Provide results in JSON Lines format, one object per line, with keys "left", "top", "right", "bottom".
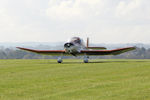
{"left": 0, "top": 59, "right": 150, "bottom": 100}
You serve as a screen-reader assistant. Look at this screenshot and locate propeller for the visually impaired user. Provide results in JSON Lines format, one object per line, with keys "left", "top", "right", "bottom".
{"left": 64, "top": 43, "right": 74, "bottom": 48}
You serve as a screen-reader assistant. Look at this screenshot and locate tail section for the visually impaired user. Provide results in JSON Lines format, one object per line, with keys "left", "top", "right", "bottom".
{"left": 86, "top": 37, "right": 89, "bottom": 48}
{"left": 86, "top": 37, "right": 106, "bottom": 50}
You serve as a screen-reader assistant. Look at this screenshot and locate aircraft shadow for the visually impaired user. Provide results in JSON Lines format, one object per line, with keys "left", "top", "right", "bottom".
{"left": 43, "top": 60, "right": 150, "bottom": 64}
{"left": 89, "top": 60, "right": 149, "bottom": 63}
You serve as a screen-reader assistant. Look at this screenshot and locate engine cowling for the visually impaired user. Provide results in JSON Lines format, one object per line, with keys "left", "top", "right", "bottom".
{"left": 64, "top": 43, "right": 74, "bottom": 48}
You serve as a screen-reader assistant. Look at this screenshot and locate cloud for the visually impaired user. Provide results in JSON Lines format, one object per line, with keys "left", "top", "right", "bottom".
{"left": 0, "top": 0, "right": 149, "bottom": 43}
{"left": 115, "top": 0, "right": 150, "bottom": 20}
{"left": 46, "top": 0, "right": 105, "bottom": 20}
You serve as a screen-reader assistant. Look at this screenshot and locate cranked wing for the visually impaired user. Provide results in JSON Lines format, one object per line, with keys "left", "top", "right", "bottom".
{"left": 81, "top": 47, "right": 136, "bottom": 55}
{"left": 17, "top": 47, "right": 136, "bottom": 56}
{"left": 16, "top": 47, "right": 66, "bottom": 56}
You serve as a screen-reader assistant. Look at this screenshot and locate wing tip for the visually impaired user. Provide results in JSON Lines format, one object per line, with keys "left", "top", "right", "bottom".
{"left": 16, "top": 47, "right": 27, "bottom": 50}
{"left": 130, "top": 46, "right": 137, "bottom": 50}
{"left": 16, "top": 47, "right": 21, "bottom": 49}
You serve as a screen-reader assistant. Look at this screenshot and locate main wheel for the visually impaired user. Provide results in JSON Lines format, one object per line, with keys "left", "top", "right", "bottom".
{"left": 84, "top": 57, "right": 88, "bottom": 63}
{"left": 57, "top": 57, "right": 62, "bottom": 63}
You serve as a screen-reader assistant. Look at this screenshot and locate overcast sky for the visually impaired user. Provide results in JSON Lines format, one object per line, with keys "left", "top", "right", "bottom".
{"left": 0, "top": 0, "right": 150, "bottom": 43}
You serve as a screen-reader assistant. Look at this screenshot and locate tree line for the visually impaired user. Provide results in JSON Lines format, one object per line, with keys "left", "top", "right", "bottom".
{"left": 0, "top": 47, "right": 149, "bottom": 59}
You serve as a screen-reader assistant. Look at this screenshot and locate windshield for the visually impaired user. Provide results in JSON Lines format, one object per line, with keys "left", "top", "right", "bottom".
{"left": 69, "top": 37, "right": 82, "bottom": 44}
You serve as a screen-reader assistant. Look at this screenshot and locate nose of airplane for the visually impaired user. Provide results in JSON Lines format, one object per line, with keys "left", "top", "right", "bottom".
{"left": 64, "top": 43, "right": 74, "bottom": 48}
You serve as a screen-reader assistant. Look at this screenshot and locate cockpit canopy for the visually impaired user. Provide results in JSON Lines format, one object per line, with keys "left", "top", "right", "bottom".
{"left": 68, "top": 37, "right": 82, "bottom": 44}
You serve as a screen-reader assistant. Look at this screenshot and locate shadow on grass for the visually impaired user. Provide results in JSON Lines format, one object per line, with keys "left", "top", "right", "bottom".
{"left": 43, "top": 60, "right": 150, "bottom": 64}
{"left": 89, "top": 60, "right": 150, "bottom": 63}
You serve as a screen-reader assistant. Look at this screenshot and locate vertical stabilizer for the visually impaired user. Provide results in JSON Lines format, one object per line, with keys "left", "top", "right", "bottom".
{"left": 86, "top": 37, "right": 107, "bottom": 49}
{"left": 87, "top": 37, "right": 89, "bottom": 47}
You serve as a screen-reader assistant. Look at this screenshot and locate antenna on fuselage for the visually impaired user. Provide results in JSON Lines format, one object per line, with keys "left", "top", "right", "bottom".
{"left": 87, "top": 37, "right": 89, "bottom": 48}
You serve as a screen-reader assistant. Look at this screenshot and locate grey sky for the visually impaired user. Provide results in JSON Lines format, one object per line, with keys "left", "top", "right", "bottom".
{"left": 0, "top": 0, "right": 150, "bottom": 43}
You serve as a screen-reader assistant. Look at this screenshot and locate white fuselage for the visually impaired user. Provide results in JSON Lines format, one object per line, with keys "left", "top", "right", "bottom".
{"left": 64, "top": 37, "right": 86, "bottom": 55}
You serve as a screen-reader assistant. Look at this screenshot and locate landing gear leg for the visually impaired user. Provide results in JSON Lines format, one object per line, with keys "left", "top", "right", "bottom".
{"left": 83, "top": 56, "right": 89, "bottom": 63}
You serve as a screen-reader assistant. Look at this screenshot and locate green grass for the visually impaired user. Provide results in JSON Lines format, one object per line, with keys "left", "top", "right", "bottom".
{"left": 0, "top": 59, "right": 150, "bottom": 100}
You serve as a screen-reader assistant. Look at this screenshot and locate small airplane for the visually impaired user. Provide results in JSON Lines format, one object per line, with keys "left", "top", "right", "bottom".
{"left": 17, "top": 37, "right": 136, "bottom": 63}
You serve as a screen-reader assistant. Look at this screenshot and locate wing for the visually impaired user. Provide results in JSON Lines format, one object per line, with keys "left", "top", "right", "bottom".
{"left": 81, "top": 47, "right": 136, "bottom": 55}
{"left": 16, "top": 47, "right": 66, "bottom": 56}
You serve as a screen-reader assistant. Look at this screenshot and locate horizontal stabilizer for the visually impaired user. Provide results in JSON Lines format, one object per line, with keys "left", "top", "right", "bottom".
{"left": 87, "top": 47, "right": 106, "bottom": 50}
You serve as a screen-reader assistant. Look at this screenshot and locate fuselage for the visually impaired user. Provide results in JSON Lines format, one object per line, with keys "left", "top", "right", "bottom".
{"left": 64, "top": 37, "right": 86, "bottom": 55}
